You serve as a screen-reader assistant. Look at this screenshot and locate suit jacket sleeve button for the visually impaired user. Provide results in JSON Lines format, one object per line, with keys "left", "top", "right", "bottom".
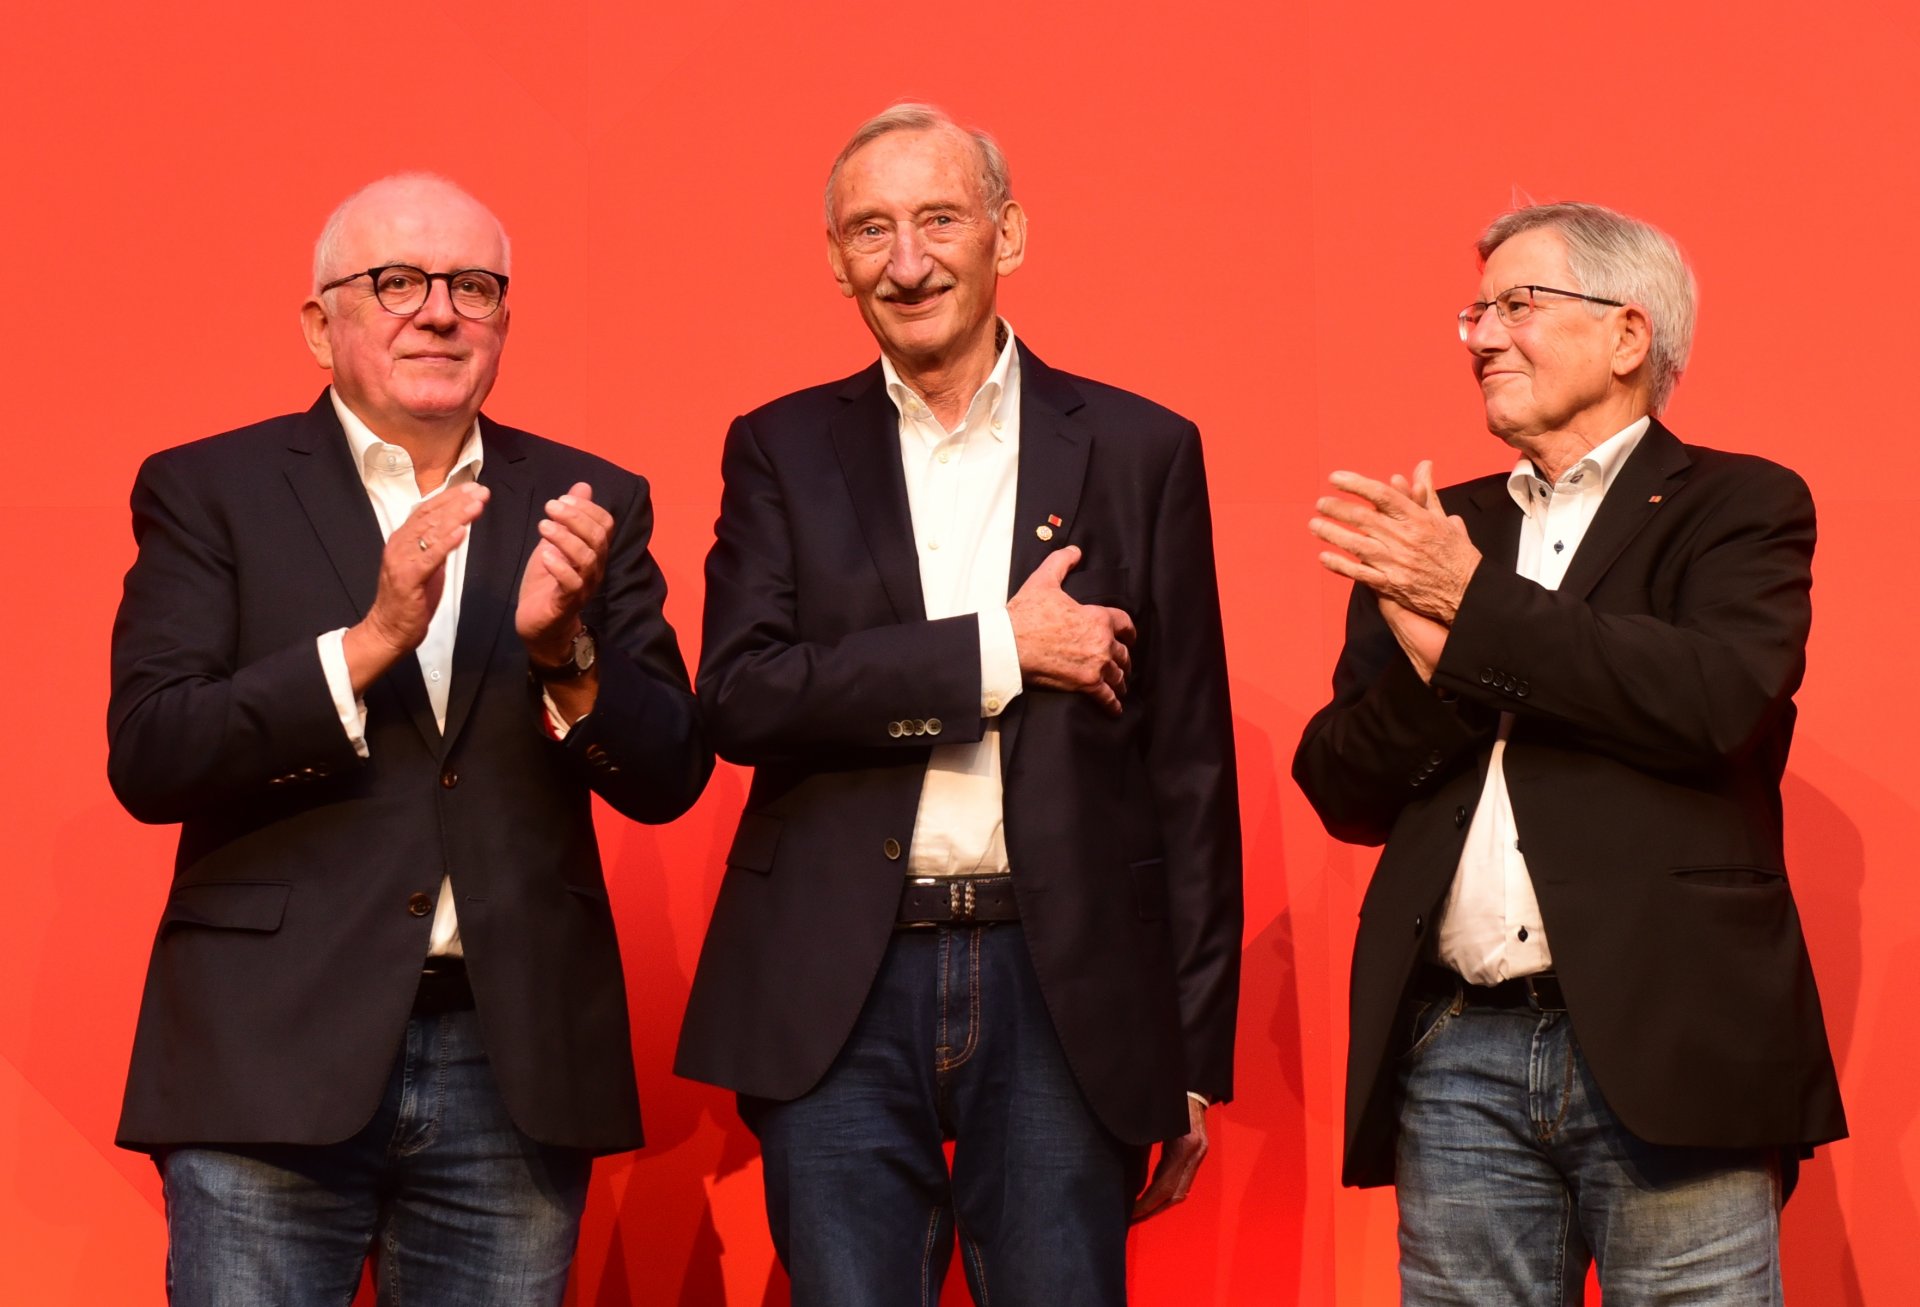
{"left": 926, "top": 718, "right": 942, "bottom": 735}
{"left": 1515, "top": 680, "right": 1530, "bottom": 698}
{"left": 1454, "top": 805, "right": 1469, "bottom": 828}
{"left": 883, "top": 838, "right": 902, "bottom": 860}
{"left": 888, "top": 721, "right": 904, "bottom": 738}
{"left": 1480, "top": 668, "right": 1495, "bottom": 685}
{"left": 440, "top": 769, "right": 459, "bottom": 789}
{"left": 407, "top": 892, "right": 434, "bottom": 917}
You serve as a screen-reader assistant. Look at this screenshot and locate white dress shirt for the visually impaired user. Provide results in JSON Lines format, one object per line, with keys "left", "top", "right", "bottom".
{"left": 1436, "top": 416, "right": 1650, "bottom": 984}
{"left": 882, "top": 325, "right": 1027, "bottom": 879}
{"left": 314, "top": 388, "right": 482, "bottom": 957}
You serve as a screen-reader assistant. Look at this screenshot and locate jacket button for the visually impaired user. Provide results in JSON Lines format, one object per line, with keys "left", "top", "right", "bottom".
{"left": 1454, "top": 805, "right": 1469, "bottom": 828}
{"left": 1413, "top": 914, "right": 1424, "bottom": 934}
{"left": 440, "top": 770, "right": 459, "bottom": 789}
{"left": 407, "top": 892, "right": 434, "bottom": 917}
{"left": 883, "top": 838, "right": 902, "bottom": 860}
{"left": 584, "top": 744, "right": 611, "bottom": 768}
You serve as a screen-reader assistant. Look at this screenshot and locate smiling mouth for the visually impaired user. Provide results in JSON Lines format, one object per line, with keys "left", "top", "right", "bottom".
{"left": 880, "top": 286, "right": 952, "bottom": 309}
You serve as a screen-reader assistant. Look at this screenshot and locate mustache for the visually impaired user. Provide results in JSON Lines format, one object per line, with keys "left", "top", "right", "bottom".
{"left": 875, "top": 276, "right": 957, "bottom": 302}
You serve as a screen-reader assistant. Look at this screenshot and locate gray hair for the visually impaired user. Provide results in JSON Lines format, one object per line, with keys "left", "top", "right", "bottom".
{"left": 311, "top": 172, "right": 512, "bottom": 294}
{"left": 823, "top": 103, "right": 1012, "bottom": 230}
{"left": 1477, "top": 201, "right": 1697, "bottom": 414}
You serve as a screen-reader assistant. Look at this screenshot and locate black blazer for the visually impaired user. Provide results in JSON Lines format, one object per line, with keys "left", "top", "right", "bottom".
{"left": 674, "top": 344, "right": 1242, "bottom": 1146}
{"left": 1293, "top": 421, "right": 1847, "bottom": 1187}
{"left": 109, "top": 393, "right": 711, "bottom": 1154}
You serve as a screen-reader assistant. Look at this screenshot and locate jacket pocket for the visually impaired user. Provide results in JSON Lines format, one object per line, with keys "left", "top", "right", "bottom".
{"left": 160, "top": 881, "right": 291, "bottom": 932}
{"left": 1668, "top": 865, "right": 1786, "bottom": 888}
{"left": 727, "top": 812, "right": 783, "bottom": 875}
{"left": 1062, "top": 567, "right": 1132, "bottom": 608}
{"left": 1130, "top": 858, "right": 1168, "bottom": 920}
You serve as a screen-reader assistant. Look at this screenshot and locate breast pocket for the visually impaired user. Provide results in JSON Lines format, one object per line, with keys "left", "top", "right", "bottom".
{"left": 1062, "top": 567, "right": 1133, "bottom": 609}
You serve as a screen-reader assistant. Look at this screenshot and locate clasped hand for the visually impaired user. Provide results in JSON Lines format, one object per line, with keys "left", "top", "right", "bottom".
{"left": 1007, "top": 545, "right": 1135, "bottom": 716}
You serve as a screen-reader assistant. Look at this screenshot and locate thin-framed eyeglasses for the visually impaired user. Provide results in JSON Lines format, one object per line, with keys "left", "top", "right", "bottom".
{"left": 1457, "top": 285, "right": 1623, "bottom": 341}
{"left": 319, "top": 264, "right": 509, "bottom": 320}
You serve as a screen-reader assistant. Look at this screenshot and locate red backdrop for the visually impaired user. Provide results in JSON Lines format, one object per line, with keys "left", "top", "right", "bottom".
{"left": 3, "top": 2, "right": 1913, "bottom": 1302}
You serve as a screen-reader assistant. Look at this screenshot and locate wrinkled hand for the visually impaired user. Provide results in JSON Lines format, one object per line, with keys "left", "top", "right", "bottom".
{"left": 1131, "top": 1096, "right": 1209, "bottom": 1223}
{"left": 517, "top": 482, "right": 613, "bottom": 664}
{"left": 1309, "top": 460, "right": 1480, "bottom": 624}
{"left": 1007, "top": 545, "right": 1136, "bottom": 716}
{"left": 345, "top": 482, "right": 490, "bottom": 691}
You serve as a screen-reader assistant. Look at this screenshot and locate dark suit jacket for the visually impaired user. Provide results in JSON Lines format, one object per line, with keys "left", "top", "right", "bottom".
{"left": 1292, "top": 421, "right": 1847, "bottom": 1188}
{"left": 673, "top": 343, "right": 1242, "bottom": 1145}
{"left": 109, "top": 392, "right": 711, "bottom": 1154}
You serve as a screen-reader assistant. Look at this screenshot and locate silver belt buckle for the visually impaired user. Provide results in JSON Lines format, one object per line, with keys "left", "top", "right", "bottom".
{"left": 948, "top": 880, "right": 978, "bottom": 922}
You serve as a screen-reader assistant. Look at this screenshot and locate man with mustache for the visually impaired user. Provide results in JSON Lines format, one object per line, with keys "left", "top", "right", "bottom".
{"left": 676, "top": 105, "right": 1243, "bottom": 1305}
{"left": 108, "top": 173, "right": 711, "bottom": 1305}
{"left": 1294, "top": 202, "right": 1845, "bottom": 1303}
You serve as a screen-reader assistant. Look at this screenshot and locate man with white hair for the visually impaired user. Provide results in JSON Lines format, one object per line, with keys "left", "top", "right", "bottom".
{"left": 108, "top": 173, "right": 711, "bottom": 1304}
{"left": 1294, "top": 201, "right": 1847, "bottom": 1303}
{"left": 677, "top": 105, "right": 1243, "bottom": 1305}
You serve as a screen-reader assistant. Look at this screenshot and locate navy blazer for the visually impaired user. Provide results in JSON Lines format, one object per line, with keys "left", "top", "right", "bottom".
{"left": 675, "top": 343, "right": 1243, "bottom": 1146}
{"left": 1293, "top": 422, "right": 1847, "bottom": 1187}
{"left": 110, "top": 393, "right": 711, "bottom": 1153}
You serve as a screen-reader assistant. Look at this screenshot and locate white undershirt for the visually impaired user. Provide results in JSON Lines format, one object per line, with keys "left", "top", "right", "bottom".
{"left": 1435, "top": 416, "right": 1650, "bottom": 984}
{"left": 883, "top": 324, "right": 1026, "bottom": 879}
{"left": 314, "top": 388, "right": 481, "bottom": 958}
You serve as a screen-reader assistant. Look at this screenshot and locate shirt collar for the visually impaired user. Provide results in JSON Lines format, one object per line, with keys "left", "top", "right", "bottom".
{"left": 880, "top": 319, "right": 1019, "bottom": 441}
{"left": 330, "top": 387, "right": 484, "bottom": 489}
{"left": 1506, "top": 415, "right": 1650, "bottom": 510}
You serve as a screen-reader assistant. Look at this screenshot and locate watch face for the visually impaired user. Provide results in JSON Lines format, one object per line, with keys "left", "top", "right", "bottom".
{"left": 572, "top": 630, "right": 596, "bottom": 671}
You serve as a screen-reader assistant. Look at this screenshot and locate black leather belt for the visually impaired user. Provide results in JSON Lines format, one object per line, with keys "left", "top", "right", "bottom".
{"left": 413, "top": 956, "right": 475, "bottom": 1015}
{"left": 1422, "top": 963, "right": 1567, "bottom": 1012}
{"left": 897, "top": 875, "right": 1019, "bottom": 927}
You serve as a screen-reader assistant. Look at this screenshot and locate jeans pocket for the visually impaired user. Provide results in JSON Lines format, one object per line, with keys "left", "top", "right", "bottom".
{"left": 1400, "top": 991, "right": 1460, "bottom": 1062}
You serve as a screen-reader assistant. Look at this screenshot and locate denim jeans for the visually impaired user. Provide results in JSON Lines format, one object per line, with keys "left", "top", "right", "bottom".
{"left": 1395, "top": 992, "right": 1781, "bottom": 1306}
{"left": 159, "top": 1008, "right": 591, "bottom": 1307}
{"left": 740, "top": 923, "right": 1144, "bottom": 1307}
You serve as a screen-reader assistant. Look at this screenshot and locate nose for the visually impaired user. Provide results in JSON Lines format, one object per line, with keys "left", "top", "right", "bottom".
{"left": 412, "top": 275, "right": 459, "bottom": 330}
{"left": 885, "top": 224, "right": 932, "bottom": 288}
{"left": 1464, "top": 303, "right": 1510, "bottom": 356}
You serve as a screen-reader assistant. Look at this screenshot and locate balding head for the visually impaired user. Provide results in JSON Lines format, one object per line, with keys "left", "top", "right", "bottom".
{"left": 312, "top": 173, "right": 511, "bottom": 295}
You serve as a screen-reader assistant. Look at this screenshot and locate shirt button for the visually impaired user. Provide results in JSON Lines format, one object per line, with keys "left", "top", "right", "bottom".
{"left": 407, "top": 892, "right": 434, "bottom": 917}
{"left": 1518, "top": 926, "right": 1530, "bottom": 941}
{"left": 429, "top": 668, "right": 443, "bottom": 682}
{"left": 984, "top": 696, "right": 1001, "bottom": 713}
{"left": 992, "top": 419, "right": 1004, "bottom": 433}
{"left": 883, "top": 838, "right": 902, "bottom": 860}
{"left": 928, "top": 539, "right": 941, "bottom": 551}
{"left": 937, "top": 451, "right": 951, "bottom": 464}
{"left": 440, "top": 770, "right": 459, "bottom": 789}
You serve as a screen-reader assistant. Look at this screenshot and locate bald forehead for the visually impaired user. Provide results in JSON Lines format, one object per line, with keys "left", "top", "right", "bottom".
{"left": 316, "top": 177, "right": 510, "bottom": 286}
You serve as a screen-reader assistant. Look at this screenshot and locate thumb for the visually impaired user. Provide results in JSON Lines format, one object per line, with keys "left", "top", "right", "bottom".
{"left": 1026, "top": 544, "right": 1081, "bottom": 590}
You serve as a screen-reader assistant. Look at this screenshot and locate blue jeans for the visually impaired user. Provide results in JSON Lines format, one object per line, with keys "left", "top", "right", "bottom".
{"left": 159, "top": 1008, "right": 591, "bottom": 1307}
{"left": 1395, "top": 991, "right": 1781, "bottom": 1306}
{"left": 740, "top": 924, "right": 1144, "bottom": 1307}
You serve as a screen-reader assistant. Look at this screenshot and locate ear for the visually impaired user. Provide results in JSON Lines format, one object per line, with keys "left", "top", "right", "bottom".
{"left": 825, "top": 229, "right": 854, "bottom": 298}
{"left": 994, "top": 200, "right": 1028, "bottom": 277}
{"left": 300, "top": 296, "right": 334, "bottom": 370}
{"left": 1610, "top": 303, "right": 1653, "bottom": 381}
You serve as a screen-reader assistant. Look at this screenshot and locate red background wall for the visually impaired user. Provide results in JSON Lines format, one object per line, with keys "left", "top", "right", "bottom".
{"left": 3, "top": 2, "right": 1913, "bottom": 1302}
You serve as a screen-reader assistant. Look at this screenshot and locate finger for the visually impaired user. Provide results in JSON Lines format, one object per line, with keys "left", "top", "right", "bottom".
{"left": 1312, "top": 493, "right": 1394, "bottom": 531}
{"left": 1106, "top": 607, "right": 1138, "bottom": 646}
{"left": 1327, "top": 469, "right": 1415, "bottom": 516}
{"left": 548, "top": 488, "right": 614, "bottom": 542}
{"left": 1088, "top": 679, "right": 1122, "bottom": 716}
{"left": 1413, "top": 461, "right": 1447, "bottom": 518}
{"left": 1130, "top": 1153, "right": 1182, "bottom": 1222}
{"left": 1317, "top": 550, "right": 1375, "bottom": 584}
{"left": 1110, "top": 639, "right": 1132, "bottom": 679}
{"left": 538, "top": 541, "right": 585, "bottom": 590}
{"left": 538, "top": 517, "right": 598, "bottom": 572}
{"left": 1308, "top": 516, "right": 1381, "bottom": 560}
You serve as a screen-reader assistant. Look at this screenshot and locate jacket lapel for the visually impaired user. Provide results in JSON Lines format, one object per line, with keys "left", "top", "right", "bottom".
{"left": 1556, "top": 421, "right": 1692, "bottom": 600}
{"left": 442, "top": 415, "right": 535, "bottom": 752}
{"left": 282, "top": 392, "right": 442, "bottom": 751}
{"left": 1000, "top": 345, "right": 1091, "bottom": 767}
{"left": 830, "top": 364, "right": 927, "bottom": 623}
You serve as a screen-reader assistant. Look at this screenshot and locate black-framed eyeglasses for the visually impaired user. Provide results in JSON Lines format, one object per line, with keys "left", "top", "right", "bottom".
{"left": 319, "top": 264, "right": 509, "bottom": 320}
{"left": 1457, "top": 284, "right": 1623, "bottom": 340}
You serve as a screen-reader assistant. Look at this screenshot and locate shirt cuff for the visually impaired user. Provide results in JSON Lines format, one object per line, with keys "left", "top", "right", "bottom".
{"left": 977, "top": 608, "right": 1023, "bottom": 718}
{"left": 1186, "top": 1091, "right": 1211, "bottom": 1109}
{"left": 317, "top": 629, "right": 369, "bottom": 759}
{"left": 542, "top": 690, "right": 577, "bottom": 739}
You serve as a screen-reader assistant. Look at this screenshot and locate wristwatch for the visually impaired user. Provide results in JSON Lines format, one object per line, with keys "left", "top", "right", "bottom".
{"left": 533, "top": 626, "right": 597, "bottom": 682}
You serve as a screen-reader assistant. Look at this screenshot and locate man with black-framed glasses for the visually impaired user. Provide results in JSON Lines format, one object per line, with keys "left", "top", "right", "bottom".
{"left": 108, "top": 172, "right": 712, "bottom": 1305}
{"left": 1295, "top": 201, "right": 1845, "bottom": 1304}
